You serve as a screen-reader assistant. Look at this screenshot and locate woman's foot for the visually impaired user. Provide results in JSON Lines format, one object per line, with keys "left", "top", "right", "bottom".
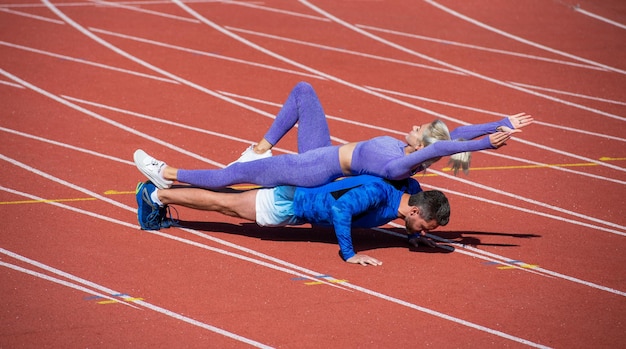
{"left": 228, "top": 145, "right": 272, "bottom": 166}
{"left": 134, "top": 149, "right": 173, "bottom": 189}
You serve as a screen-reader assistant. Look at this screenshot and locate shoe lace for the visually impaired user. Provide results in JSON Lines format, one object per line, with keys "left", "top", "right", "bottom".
{"left": 145, "top": 204, "right": 164, "bottom": 230}
{"left": 160, "top": 205, "right": 179, "bottom": 228}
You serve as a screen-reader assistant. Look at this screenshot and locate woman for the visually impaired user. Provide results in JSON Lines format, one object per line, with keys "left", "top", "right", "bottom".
{"left": 135, "top": 82, "right": 533, "bottom": 190}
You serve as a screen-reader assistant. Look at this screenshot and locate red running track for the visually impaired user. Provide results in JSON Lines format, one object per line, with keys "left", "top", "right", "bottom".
{"left": 1, "top": 0, "right": 625, "bottom": 347}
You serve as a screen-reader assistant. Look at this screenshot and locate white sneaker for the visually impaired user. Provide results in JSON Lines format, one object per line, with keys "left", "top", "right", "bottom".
{"left": 228, "top": 145, "right": 272, "bottom": 166}
{"left": 133, "top": 149, "right": 173, "bottom": 189}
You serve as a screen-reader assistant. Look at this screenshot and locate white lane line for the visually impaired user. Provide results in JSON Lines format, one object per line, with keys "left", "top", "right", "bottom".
{"left": 88, "top": 27, "right": 325, "bottom": 80}
{"left": 4, "top": 68, "right": 625, "bottom": 294}
{"left": 0, "top": 0, "right": 221, "bottom": 8}
{"left": 39, "top": 0, "right": 331, "bottom": 145}
{"left": 387, "top": 215, "right": 626, "bottom": 298}
{"left": 364, "top": 85, "right": 626, "bottom": 142}
{"left": 0, "top": 182, "right": 347, "bottom": 290}
{"left": 13, "top": 0, "right": 620, "bottom": 292}
{"left": 0, "top": 249, "right": 273, "bottom": 349}
{"left": 5, "top": 62, "right": 622, "bottom": 233}
{"left": 68, "top": 84, "right": 626, "bottom": 188}
{"left": 15, "top": 58, "right": 626, "bottom": 230}
{"left": 374, "top": 227, "right": 552, "bottom": 278}
{"left": 342, "top": 282, "right": 550, "bottom": 348}
{"left": 376, "top": 183, "right": 626, "bottom": 297}
{"left": 220, "top": 87, "right": 626, "bottom": 186}
{"left": 0, "top": 79, "right": 25, "bottom": 88}
{"left": 172, "top": 0, "right": 626, "bottom": 177}
{"left": 61, "top": 94, "right": 344, "bottom": 149}
{"left": 413, "top": 184, "right": 626, "bottom": 295}
{"left": 574, "top": 6, "right": 626, "bottom": 30}
{"left": 219, "top": 0, "right": 330, "bottom": 22}
{"left": 0, "top": 6, "right": 65, "bottom": 23}
{"left": 3, "top": 93, "right": 624, "bottom": 295}
{"left": 0, "top": 182, "right": 547, "bottom": 348}
{"left": 4, "top": 96, "right": 624, "bottom": 237}
{"left": 0, "top": 67, "right": 225, "bottom": 169}
{"left": 60, "top": 1, "right": 626, "bottom": 110}
{"left": 33, "top": 0, "right": 626, "bottom": 167}
{"left": 0, "top": 126, "right": 135, "bottom": 166}
{"left": 509, "top": 82, "right": 626, "bottom": 107}
{"left": 216, "top": 90, "right": 407, "bottom": 135}
{"left": 3, "top": 135, "right": 625, "bottom": 300}
{"left": 224, "top": 26, "right": 465, "bottom": 75}
{"left": 431, "top": 169, "right": 626, "bottom": 233}
{"left": 356, "top": 23, "right": 606, "bottom": 72}
{"left": 220, "top": 88, "right": 626, "bottom": 144}
{"left": 0, "top": 40, "right": 179, "bottom": 84}
{"left": 219, "top": 88, "right": 626, "bottom": 185}
{"left": 0, "top": 260, "right": 141, "bottom": 309}
{"left": 425, "top": 0, "right": 626, "bottom": 75}
{"left": 295, "top": 0, "right": 625, "bottom": 122}
{"left": 90, "top": 0, "right": 201, "bottom": 23}
{"left": 358, "top": 87, "right": 626, "bottom": 179}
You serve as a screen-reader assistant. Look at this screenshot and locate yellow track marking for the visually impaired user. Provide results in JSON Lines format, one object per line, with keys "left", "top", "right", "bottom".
{"left": 440, "top": 157, "right": 624, "bottom": 172}
{"left": 1, "top": 157, "right": 622, "bottom": 205}
{"left": 0, "top": 197, "right": 97, "bottom": 205}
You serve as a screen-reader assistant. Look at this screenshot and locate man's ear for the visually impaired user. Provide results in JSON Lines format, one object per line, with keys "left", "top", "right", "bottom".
{"left": 411, "top": 206, "right": 420, "bottom": 216}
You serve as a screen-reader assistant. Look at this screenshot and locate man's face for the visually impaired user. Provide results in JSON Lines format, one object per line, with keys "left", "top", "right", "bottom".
{"left": 405, "top": 211, "right": 439, "bottom": 235}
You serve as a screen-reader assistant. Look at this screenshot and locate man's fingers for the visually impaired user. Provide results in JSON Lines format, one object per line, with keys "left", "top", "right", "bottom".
{"left": 347, "top": 254, "right": 382, "bottom": 266}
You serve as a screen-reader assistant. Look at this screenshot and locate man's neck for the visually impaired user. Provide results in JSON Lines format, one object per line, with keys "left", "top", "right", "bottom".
{"left": 397, "top": 193, "right": 411, "bottom": 218}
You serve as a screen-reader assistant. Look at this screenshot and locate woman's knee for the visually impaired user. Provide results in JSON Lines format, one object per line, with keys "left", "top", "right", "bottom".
{"left": 294, "top": 81, "right": 315, "bottom": 95}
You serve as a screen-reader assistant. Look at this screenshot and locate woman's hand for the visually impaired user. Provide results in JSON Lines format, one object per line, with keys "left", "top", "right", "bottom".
{"left": 489, "top": 131, "right": 519, "bottom": 148}
{"left": 506, "top": 112, "right": 534, "bottom": 130}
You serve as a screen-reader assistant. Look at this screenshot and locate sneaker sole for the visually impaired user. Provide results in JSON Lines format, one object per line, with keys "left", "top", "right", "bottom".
{"left": 135, "top": 182, "right": 148, "bottom": 230}
{"left": 133, "top": 150, "right": 172, "bottom": 189}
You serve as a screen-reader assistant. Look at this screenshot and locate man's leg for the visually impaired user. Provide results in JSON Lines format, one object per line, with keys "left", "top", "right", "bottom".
{"left": 157, "top": 187, "right": 258, "bottom": 222}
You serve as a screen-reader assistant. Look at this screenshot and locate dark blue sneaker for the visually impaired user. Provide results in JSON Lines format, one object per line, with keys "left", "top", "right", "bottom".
{"left": 136, "top": 181, "right": 162, "bottom": 230}
{"left": 135, "top": 181, "right": 179, "bottom": 230}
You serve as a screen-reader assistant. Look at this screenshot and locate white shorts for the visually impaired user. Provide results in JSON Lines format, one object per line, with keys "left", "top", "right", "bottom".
{"left": 255, "top": 186, "right": 305, "bottom": 227}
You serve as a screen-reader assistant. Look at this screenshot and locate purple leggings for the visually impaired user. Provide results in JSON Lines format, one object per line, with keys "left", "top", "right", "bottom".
{"left": 176, "top": 82, "right": 510, "bottom": 189}
{"left": 178, "top": 82, "right": 343, "bottom": 188}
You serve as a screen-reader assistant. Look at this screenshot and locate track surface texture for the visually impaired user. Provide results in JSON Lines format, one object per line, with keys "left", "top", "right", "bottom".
{"left": 1, "top": 0, "right": 625, "bottom": 348}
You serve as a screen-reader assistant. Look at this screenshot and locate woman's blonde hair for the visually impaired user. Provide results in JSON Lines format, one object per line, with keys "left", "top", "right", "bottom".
{"left": 421, "top": 119, "right": 471, "bottom": 175}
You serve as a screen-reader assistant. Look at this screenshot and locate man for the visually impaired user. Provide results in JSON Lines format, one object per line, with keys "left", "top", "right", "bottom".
{"left": 136, "top": 175, "right": 450, "bottom": 266}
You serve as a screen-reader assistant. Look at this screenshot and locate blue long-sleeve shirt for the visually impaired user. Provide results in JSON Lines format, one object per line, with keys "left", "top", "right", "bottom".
{"left": 292, "top": 175, "right": 422, "bottom": 260}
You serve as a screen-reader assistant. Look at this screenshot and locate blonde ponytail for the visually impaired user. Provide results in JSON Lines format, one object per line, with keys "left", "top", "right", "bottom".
{"left": 421, "top": 119, "right": 472, "bottom": 175}
{"left": 448, "top": 151, "right": 471, "bottom": 175}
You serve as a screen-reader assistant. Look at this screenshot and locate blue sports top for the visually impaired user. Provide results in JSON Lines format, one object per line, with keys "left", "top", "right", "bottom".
{"left": 292, "top": 175, "right": 422, "bottom": 260}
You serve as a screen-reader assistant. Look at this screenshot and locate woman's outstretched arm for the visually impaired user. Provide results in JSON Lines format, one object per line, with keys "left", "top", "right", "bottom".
{"left": 450, "top": 113, "right": 534, "bottom": 140}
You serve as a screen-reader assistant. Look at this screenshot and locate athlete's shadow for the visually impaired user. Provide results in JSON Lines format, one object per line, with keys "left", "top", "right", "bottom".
{"left": 177, "top": 221, "right": 541, "bottom": 254}
{"left": 175, "top": 221, "right": 460, "bottom": 254}
{"left": 433, "top": 231, "right": 542, "bottom": 248}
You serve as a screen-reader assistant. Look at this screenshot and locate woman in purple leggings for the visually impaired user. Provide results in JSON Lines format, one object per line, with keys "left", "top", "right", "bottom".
{"left": 135, "top": 82, "right": 533, "bottom": 189}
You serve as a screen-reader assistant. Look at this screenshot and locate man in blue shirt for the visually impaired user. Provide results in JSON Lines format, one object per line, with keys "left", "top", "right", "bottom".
{"left": 136, "top": 175, "right": 450, "bottom": 266}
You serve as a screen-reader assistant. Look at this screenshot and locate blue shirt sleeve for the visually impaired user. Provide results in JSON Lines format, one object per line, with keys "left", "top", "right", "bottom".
{"left": 330, "top": 181, "right": 390, "bottom": 260}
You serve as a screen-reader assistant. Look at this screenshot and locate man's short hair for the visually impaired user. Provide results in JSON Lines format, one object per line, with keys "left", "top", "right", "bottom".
{"left": 408, "top": 190, "right": 450, "bottom": 226}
